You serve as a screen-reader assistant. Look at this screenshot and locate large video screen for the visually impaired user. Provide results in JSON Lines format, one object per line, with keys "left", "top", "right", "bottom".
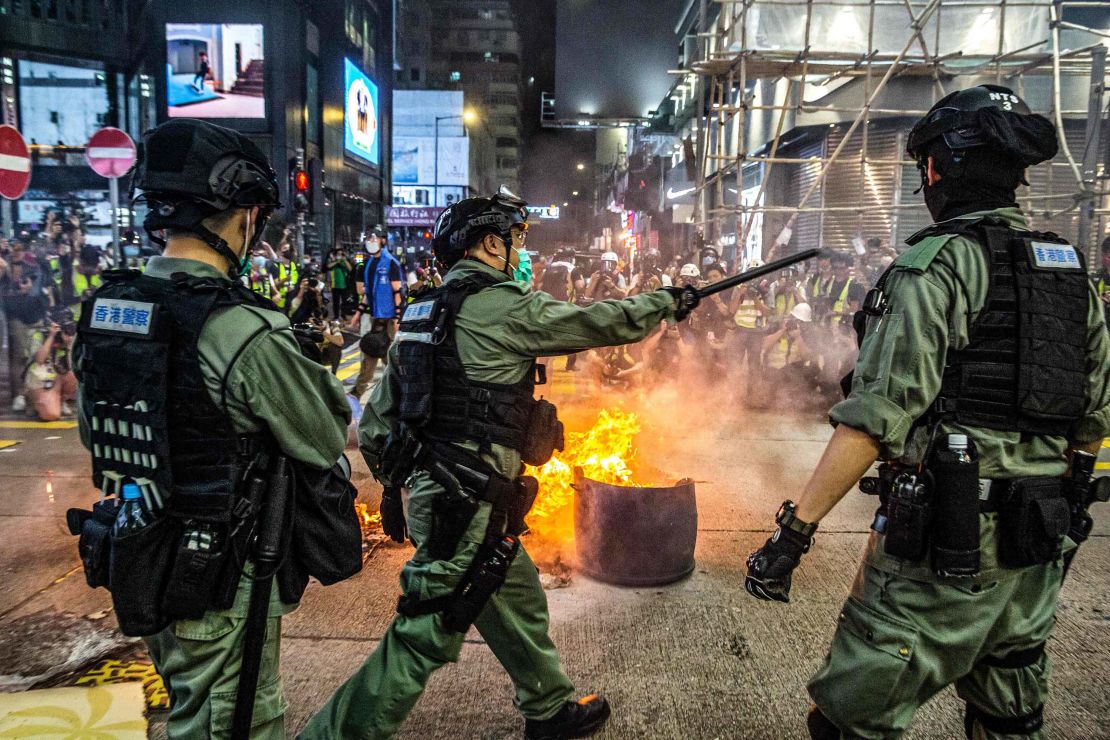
{"left": 18, "top": 60, "right": 110, "bottom": 146}
{"left": 166, "top": 24, "right": 265, "bottom": 118}
{"left": 344, "top": 58, "right": 379, "bottom": 165}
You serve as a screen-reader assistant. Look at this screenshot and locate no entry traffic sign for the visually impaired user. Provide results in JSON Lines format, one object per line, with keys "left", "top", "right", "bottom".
{"left": 0, "top": 124, "right": 32, "bottom": 200}
{"left": 85, "top": 127, "right": 136, "bottom": 179}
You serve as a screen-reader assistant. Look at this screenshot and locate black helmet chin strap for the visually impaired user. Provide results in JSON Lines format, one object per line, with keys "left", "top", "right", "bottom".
{"left": 143, "top": 199, "right": 250, "bottom": 278}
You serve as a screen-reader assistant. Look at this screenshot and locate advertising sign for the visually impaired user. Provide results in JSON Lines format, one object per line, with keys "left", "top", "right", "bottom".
{"left": 166, "top": 24, "right": 265, "bottom": 118}
{"left": 387, "top": 206, "right": 443, "bottom": 227}
{"left": 344, "top": 58, "right": 380, "bottom": 165}
{"left": 392, "top": 136, "right": 469, "bottom": 186}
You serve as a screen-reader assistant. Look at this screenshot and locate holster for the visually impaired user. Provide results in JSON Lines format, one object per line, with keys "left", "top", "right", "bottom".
{"left": 882, "top": 470, "right": 932, "bottom": 562}
{"left": 67, "top": 498, "right": 120, "bottom": 589}
{"left": 997, "top": 477, "right": 1070, "bottom": 567}
{"left": 379, "top": 428, "right": 425, "bottom": 487}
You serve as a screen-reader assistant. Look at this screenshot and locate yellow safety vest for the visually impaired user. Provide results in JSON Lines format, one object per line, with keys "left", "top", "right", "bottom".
{"left": 71, "top": 272, "right": 102, "bottom": 319}
{"left": 831, "top": 278, "right": 854, "bottom": 315}
{"left": 734, "top": 299, "right": 762, "bottom": 330}
{"left": 774, "top": 291, "right": 796, "bottom": 318}
{"left": 275, "top": 262, "right": 299, "bottom": 308}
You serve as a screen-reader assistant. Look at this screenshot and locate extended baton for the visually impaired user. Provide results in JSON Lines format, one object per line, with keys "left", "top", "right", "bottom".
{"left": 696, "top": 248, "right": 823, "bottom": 299}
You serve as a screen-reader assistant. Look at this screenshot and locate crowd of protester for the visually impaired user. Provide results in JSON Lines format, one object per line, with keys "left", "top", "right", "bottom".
{"left": 6, "top": 215, "right": 1108, "bottom": 420}
{"left": 529, "top": 240, "right": 902, "bottom": 412}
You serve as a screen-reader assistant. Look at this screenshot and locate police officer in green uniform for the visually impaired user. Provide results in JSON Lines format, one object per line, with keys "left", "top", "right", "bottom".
{"left": 744, "top": 85, "right": 1110, "bottom": 738}
{"left": 72, "top": 119, "right": 353, "bottom": 739}
{"left": 301, "top": 188, "right": 698, "bottom": 739}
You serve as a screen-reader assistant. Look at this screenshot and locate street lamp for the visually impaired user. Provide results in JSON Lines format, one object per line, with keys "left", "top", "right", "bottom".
{"left": 434, "top": 108, "right": 478, "bottom": 207}
{"left": 576, "top": 162, "right": 585, "bottom": 171}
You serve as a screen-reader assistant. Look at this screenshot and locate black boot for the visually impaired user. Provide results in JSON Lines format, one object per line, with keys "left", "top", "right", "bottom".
{"left": 524, "top": 695, "right": 611, "bottom": 740}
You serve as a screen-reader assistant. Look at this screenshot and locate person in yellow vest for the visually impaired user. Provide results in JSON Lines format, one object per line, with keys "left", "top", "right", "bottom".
{"left": 825, "top": 252, "right": 864, "bottom": 327}
{"left": 805, "top": 253, "right": 834, "bottom": 319}
{"left": 69, "top": 246, "right": 103, "bottom": 319}
{"left": 730, "top": 279, "right": 771, "bottom": 395}
{"left": 273, "top": 245, "right": 300, "bottom": 312}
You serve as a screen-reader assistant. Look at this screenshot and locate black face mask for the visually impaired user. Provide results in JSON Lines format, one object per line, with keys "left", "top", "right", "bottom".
{"left": 921, "top": 148, "right": 1020, "bottom": 222}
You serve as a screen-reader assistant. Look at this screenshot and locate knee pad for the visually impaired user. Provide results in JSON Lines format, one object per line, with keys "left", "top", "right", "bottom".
{"left": 964, "top": 702, "right": 1044, "bottom": 738}
{"left": 807, "top": 705, "right": 842, "bottom": 740}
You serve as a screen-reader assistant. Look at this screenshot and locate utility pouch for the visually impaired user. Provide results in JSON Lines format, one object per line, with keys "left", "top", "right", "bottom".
{"left": 508, "top": 476, "right": 539, "bottom": 536}
{"left": 998, "top": 477, "right": 1070, "bottom": 567}
{"left": 68, "top": 499, "right": 120, "bottom": 589}
{"left": 109, "top": 515, "right": 181, "bottom": 637}
{"left": 442, "top": 535, "right": 520, "bottom": 633}
{"left": 162, "top": 526, "right": 225, "bottom": 621}
{"left": 929, "top": 447, "right": 981, "bottom": 578}
{"left": 519, "top": 399, "right": 565, "bottom": 466}
{"left": 883, "top": 473, "right": 931, "bottom": 562}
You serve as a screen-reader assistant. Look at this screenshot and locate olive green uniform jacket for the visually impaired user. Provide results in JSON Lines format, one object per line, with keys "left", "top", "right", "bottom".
{"left": 77, "top": 256, "right": 350, "bottom": 739}
{"left": 810, "top": 208, "right": 1110, "bottom": 738}
{"left": 301, "top": 259, "right": 674, "bottom": 739}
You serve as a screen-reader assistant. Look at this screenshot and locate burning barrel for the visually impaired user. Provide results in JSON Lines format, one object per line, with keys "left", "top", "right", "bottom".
{"left": 573, "top": 468, "right": 697, "bottom": 586}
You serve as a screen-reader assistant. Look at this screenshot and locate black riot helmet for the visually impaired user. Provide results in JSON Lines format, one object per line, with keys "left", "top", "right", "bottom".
{"left": 130, "top": 119, "right": 281, "bottom": 276}
{"left": 432, "top": 185, "right": 528, "bottom": 270}
{"left": 906, "top": 85, "right": 1057, "bottom": 184}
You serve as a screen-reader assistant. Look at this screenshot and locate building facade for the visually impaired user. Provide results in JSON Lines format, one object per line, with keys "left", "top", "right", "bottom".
{"left": 0, "top": 0, "right": 393, "bottom": 258}
{"left": 395, "top": 0, "right": 523, "bottom": 194}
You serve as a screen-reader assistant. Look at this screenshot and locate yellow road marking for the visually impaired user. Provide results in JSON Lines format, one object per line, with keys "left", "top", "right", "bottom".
{"left": 74, "top": 659, "right": 169, "bottom": 711}
{"left": 1102, "top": 439, "right": 1110, "bottom": 449}
{"left": 0, "top": 420, "right": 77, "bottom": 429}
{"left": 0, "top": 440, "right": 19, "bottom": 450}
{"left": 1096, "top": 462, "right": 1110, "bottom": 470}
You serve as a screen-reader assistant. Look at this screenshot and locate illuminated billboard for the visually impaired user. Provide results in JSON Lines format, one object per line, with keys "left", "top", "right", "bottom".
{"left": 344, "top": 58, "right": 379, "bottom": 165}
{"left": 166, "top": 24, "right": 265, "bottom": 118}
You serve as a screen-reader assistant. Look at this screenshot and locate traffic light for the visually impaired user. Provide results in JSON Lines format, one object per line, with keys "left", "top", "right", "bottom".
{"left": 290, "top": 160, "right": 309, "bottom": 213}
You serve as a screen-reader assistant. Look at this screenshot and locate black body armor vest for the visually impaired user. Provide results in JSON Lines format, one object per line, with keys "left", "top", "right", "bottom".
{"left": 907, "top": 217, "right": 1089, "bottom": 436}
{"left": 395, "top": 270, "right": 561, "bottom": 464}
{"left": 76, "top": 270, "right": 272, "bottom": 504}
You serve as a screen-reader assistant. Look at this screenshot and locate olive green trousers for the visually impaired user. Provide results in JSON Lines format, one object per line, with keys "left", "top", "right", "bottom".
{"left": 145, "top": 578, "right": 290, "bottom": 739}
{"left": 300, "top": 472, "right": 575, "bottom": 740}
{"left": 809, "top": 515, "right": 1065, "bottom": 739}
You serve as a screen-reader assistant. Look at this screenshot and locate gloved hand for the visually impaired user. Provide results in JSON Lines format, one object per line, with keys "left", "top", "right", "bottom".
{"left": 380, "top": 486, "right": 407, "bottom": 543}
{"left": 745, "top": 524, "right": 812, "bottom": 603}
{"left": 663, "top": 285, "right": 700, "bottom": 321}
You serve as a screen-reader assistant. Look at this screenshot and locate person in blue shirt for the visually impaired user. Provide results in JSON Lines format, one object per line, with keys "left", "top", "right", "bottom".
{"left": 351, "top": 225, "right": 404, "bottom": 399}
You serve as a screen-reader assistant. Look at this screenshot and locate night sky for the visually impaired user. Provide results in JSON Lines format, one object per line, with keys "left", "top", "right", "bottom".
{"left": 554, "top": 0, "right": 679, "bottom": 120}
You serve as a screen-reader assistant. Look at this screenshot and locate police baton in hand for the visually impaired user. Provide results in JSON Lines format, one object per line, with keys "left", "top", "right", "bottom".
{"left": 668, "top": 249, "right": 822, "bottom": 320}
{"left": 231, "top": 455, "right": 293, "bottom": 740}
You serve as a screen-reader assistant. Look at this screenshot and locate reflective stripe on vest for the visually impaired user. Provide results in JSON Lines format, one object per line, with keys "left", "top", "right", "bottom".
{"left": 734, "top": 300, "right": 761, "bottom": 329}
{"left": 832, "top": 278, "right": 854, "bottom": 314}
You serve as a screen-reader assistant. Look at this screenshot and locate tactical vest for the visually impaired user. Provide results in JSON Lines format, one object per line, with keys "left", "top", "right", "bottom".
{"left": 74, "top": 270, "right": 277, "bottom": 626}
{"left": 395, "top": 270, "right": 558, "bottom": 463}
{"left": 909, "top": 217, "right": 1089, "bottom": 437}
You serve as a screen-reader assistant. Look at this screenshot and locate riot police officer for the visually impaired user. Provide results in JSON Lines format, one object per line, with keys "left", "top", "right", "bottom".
{"left": 745, "top": 85, "right": 1110, "bottom": 738}
{"left": 72, "top": 119, "right": 353, "bottom": 739}
{"left": 301, "top": 187, "right": 697, "bottom": 739}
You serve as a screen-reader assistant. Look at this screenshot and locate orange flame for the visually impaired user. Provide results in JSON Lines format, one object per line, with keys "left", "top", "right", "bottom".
{"left": 355, "top": 502, "right": 381, "bottom": 529}
{"left": 525, "top": 408, "right": 642, "bottom": 544}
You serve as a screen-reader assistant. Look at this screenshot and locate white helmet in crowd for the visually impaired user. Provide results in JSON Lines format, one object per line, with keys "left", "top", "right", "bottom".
{"left": 679, "top": 263, "right": 701, "bottom": 278}
{"left": 601, "top": 251, "right": 619, "bottom": 264}
{"left": 790, "top": 303, "right": 813, "bottom": 323}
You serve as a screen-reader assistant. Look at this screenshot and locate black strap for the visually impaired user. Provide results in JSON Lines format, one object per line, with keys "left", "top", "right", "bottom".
{"left": 965, "top": 703, "right": 1044, "bottom": 736}
{"left": 979, "top": 642, "right": 1046, "bottom": 669}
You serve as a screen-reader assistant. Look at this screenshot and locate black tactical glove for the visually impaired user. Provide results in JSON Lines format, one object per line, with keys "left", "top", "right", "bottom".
{"left": 745, "top": 501, "right": 817, "bottom": 603}
{"left": 379, "top": 486, "right": 407, "bottom": 543}
{"left": 663, "top": 285, "right": 700, "bottom": 322}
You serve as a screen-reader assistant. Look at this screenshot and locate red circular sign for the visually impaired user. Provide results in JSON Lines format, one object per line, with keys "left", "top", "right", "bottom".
{"left": 85, "top": 127, "right": 136, "bottom": 179}
{"left": 0, "top": 125, "right": 32, "bottom": 200}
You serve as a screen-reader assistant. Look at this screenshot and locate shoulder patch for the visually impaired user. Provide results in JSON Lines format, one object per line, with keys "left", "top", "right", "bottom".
{"left": 1027, "top": 241, "right": 1083, "bottom": 271}
{"left": 88, "top": 298, "right": 155, "bottom": 335}
{"left": 893, "top": 233, "right": 958, "bottom": 274}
